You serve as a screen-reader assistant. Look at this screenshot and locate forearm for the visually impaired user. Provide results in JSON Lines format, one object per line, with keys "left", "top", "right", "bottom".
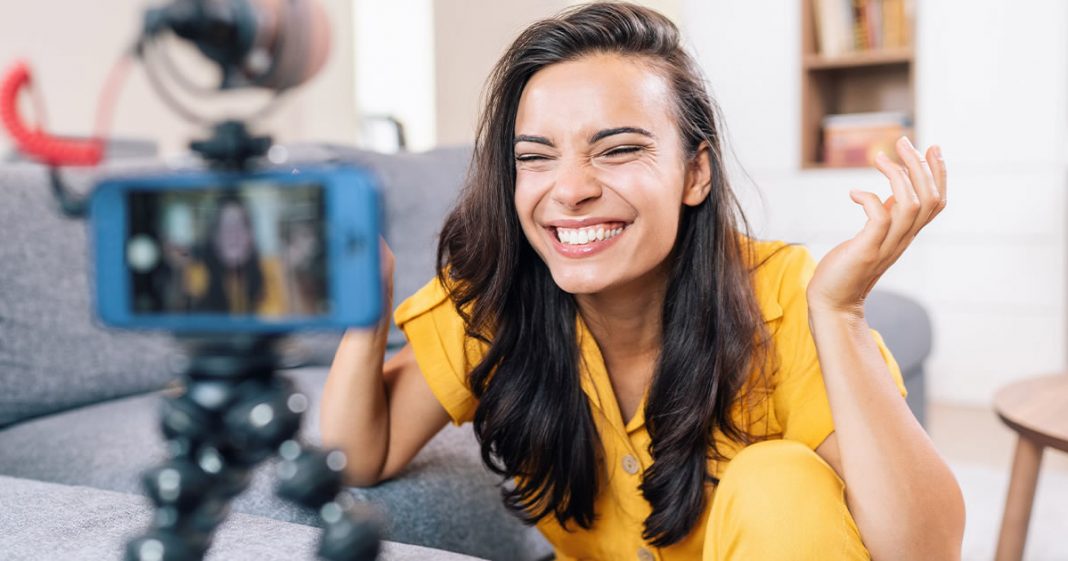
{"left": 319, "top": 328, "right": 391, "bottom": 486}
{"left": 809, "top": 308, "right": 964, "bottom": 560}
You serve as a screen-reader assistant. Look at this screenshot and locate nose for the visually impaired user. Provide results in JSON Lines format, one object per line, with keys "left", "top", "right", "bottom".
{"left": 550, "top": 157, "right": 602, "bottom": 209}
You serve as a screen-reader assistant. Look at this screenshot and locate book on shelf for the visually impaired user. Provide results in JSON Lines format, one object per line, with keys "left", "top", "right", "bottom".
{"left": 852, "top": 0, "right": 869, "bottom": 52}
{"left": 821, "top": 111, "right": 912, "bottom": 167}
{"left": 813, "top": 0, "right": 911, "bottom": 57}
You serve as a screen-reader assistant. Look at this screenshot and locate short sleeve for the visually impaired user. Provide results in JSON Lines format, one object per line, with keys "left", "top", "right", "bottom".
{"left": 393, "top": 277, "right": 481, "bottom": 425}
{"left": 767, "top": 245, "right": 907, "bottom": 450}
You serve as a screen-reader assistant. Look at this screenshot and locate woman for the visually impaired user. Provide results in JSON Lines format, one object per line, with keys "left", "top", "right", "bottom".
{"left": 199, "top": 196, "right": 286, "bottom": 316}
{"left": 322, "top": 4, "right": 965, "bottom": 560}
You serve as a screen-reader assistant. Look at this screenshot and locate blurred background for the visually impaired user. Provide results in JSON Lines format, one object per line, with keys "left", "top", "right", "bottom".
{"left": 1, "top": 1, "right": 1065, "bottom": 559}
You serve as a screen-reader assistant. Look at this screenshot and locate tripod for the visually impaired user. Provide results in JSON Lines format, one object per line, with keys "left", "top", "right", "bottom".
{"left": 124, "top": 335, "right": 380, "bottom": 561}
{"left": 124, "top": 123, "right": 381, "bottom": 561}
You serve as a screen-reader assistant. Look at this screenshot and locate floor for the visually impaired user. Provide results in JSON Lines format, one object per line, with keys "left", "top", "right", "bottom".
{"left": 929, "top": 402, "right": 1068, "bottom": 473}
{"left": 927, "top": 402, "right": 1068, "bottom": 561}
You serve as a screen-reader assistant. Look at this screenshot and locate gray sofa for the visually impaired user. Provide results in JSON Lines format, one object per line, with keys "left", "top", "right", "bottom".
{"left": 0, "top": 144, "right": 931, "bottom": 561}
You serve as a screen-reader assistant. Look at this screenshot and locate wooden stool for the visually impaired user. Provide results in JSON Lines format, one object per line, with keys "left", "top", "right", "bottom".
{"left": 993, "top": 373, "right": 1068, "bottom": 561}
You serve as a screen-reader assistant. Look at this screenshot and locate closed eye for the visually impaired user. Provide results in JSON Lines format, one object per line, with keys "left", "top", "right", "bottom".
{"left": 601, "top": 146, "right": 643, "bottom": 158}
{"left": 516, "top": 146, "right": 643, "bottom": 162}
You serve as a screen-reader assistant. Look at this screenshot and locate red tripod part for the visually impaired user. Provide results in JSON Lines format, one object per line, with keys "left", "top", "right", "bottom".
{"left": 0, "top": 61, "right": 103, "bottom": 167}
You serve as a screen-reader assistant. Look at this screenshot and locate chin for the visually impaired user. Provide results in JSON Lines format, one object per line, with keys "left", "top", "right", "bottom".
{"left": 546, "top": 264, "right": 614, "bottom": 295}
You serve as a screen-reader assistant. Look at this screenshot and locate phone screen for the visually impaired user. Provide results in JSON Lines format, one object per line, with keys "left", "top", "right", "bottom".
{"left": 125, "top": 182, "right": 329, "bottom": 318}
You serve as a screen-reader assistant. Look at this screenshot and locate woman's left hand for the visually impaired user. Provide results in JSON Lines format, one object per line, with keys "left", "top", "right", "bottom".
{"left": 806, "top": 136, "right": 948, "bottom": 317}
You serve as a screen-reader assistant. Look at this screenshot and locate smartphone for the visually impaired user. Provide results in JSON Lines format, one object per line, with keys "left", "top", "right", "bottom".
{"left": 90, "top": 166, "right": 382, "bottom": 332}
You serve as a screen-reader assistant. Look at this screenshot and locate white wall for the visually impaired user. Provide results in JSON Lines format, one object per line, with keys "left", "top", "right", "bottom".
{"left": 683, "top": 0, "right": 1068, "bottom": 405}
{"left": 0, "top": 0, "right": 358, "bottom": 157}
{"left": 353, "top": 0, "right": 436, "bottom": 152}
{"left": 429, "top": 0, "right": 681, "bottom": 146}
{"left": 432, "top": 0, "right": 571, "bottom": 146}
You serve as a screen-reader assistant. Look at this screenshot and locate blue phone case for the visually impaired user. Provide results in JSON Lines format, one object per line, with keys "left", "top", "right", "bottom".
{"left": 89, "top": 166, "right": 382, "bottom": 332}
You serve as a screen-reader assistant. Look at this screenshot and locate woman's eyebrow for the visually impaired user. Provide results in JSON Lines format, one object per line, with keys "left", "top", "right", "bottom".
{"left": 589, "top": 126, "right": 654, "bottom": 143}
{"left": 513, "top": 127, "right": 655, "bottom": 147}
{"left": 514, "top": 134, "right": 553, "bottom": 146}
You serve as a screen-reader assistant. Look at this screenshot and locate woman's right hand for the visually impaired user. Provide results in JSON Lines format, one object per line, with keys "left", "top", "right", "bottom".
{"left": 371, "top": 239, "right": 396, "bottom": 349}
{"left": 341, "top": 238, "right": 395, "bottom": 357}
{"left": 320, "top": 239, "right": 450, "bottom": 487}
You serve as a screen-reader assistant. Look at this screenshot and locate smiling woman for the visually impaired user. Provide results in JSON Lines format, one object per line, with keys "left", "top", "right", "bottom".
{"left": 321, "top": 3, "right": 964, "bottom": 561}
{"left": 513, "top": 54, "right": 704, "bottom": 298}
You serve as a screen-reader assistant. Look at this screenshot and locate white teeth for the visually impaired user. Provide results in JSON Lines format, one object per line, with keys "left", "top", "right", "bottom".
{"left": 555, "top": 224, "right": 626, "bottom": 245}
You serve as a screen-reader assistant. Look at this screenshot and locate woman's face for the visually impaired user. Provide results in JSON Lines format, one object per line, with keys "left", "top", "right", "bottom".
{"left": 513, "top": 53, "right": 710, "bottom": 297}
{"left": 215, "top": 203, "right": 254, "bottom": 268}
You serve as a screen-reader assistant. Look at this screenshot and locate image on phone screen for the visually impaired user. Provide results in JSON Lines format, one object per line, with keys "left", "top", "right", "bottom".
{"left": 125, "top": 182, "right": 329, "bottom": 318}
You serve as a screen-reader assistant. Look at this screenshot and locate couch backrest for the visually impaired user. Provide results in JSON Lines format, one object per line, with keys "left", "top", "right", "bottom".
{"left": 264, "top": 144, "right": 473, "bottom": 358}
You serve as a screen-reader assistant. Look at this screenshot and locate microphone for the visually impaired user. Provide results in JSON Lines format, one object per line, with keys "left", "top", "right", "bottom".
{"left": 0, "top": 0, "right": 331, "bottom": 168}
{"left": 144, "top": 0, "right": 331, "bottom": 91}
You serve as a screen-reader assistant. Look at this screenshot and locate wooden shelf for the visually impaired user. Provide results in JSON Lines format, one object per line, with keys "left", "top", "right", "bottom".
{"left": 799, "top": 161, "right": 891, "bottom": 171}
{"left": 800, "top": 0, "right": 916, "bottom": 170}
{"left": 803, "top": 48, "right": 913, "bottom": 70}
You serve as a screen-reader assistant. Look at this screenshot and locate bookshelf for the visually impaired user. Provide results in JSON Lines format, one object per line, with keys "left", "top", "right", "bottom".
{"left": 801, "top": 0, "right": 916, "bottom": 169}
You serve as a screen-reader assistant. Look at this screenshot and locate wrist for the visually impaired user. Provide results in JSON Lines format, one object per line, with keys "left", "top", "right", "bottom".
{"left": 807, "top": 302, "right": 867, "bottom": 330}
{"left": 342, "top": 325, "right": 390, "bottom": 363}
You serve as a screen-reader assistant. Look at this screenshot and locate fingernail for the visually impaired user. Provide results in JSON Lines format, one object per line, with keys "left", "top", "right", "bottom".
{"left": 933, "top": 145, "right": 943, "bottom": 160}
{"left": 901, "top": 135, "right": 914, "bottom": 149}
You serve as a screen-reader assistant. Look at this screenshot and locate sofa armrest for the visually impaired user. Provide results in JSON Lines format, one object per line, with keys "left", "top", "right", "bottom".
{"left": 865, "top": 289, "right": 933, "bottom": 426}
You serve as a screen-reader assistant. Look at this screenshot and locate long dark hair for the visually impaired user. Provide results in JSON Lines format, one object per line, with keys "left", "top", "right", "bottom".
{"left": 438, "top": 2, "right": 777, "bottom": 547}
{"left": 201, "top": 196, "right": 265, "bottom": 313}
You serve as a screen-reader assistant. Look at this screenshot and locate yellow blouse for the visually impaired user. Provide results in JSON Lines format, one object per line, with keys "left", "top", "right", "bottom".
{"left": 393, "top": 239, "right": 906, "bottom": 561}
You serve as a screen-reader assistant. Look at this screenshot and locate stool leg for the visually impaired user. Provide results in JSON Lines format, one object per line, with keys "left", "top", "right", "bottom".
{"left": 994, "top": 436, "right": 1044, "bottom": 561}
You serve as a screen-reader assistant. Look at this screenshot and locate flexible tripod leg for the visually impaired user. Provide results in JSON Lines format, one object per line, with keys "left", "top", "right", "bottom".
{"left": 125, "top": 336, "right": 380, "bottom": 561}
{"left": 275, "top": 441, "right": 381, "bottom": 560}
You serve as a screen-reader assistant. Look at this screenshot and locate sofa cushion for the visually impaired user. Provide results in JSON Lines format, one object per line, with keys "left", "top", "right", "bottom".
{"left": 0, "top": 475, "right": 484, "bottom": 560}
{"left": 0, "top": 366, "right": 551, "bottom": 561}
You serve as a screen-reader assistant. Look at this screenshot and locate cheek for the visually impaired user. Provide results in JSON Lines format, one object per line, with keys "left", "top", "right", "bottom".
{"left": 634, "top": 195, "right": 679, "bottom": 240}
{"left": 647, "top": 211, "right": 682, "bottom": 256}
{"left": 612, "top": 173, "right": 686, "bottom": 257}
{"left": 514, "top": 175, "right": 547, "bottom": 236}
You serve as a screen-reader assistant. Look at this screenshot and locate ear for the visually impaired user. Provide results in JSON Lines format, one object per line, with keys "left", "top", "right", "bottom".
{"left": 682, "top": 142, "right": 713, "bottom": 207}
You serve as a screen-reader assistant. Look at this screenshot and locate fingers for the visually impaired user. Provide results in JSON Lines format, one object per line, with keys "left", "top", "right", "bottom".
{"left": 869, "top": 137, "right": 947, "bottom": 258}
{"left": 873, "top": 148, "right": 919, "bottom": 256}
{"left": 379, "top": 237, "right": 396, "bottom": 278}
{"left": 848, "top": 139, "right": 948, "bottom": 279}
{"left": 379, "top": 237, "right": 395, "bottom": 314}
{"left": 848, "top": 189, "right": 892, "bottom": 253}
{"left": 925, "top": 145, "right": 948, "bottom": 217}
{"left": 895, "top": 137, "right": 944, "bottom": 234}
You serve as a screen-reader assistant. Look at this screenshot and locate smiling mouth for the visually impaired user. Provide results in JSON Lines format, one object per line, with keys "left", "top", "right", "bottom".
{"left": 550, "top": 222, "right": 629, "bottom": 246}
